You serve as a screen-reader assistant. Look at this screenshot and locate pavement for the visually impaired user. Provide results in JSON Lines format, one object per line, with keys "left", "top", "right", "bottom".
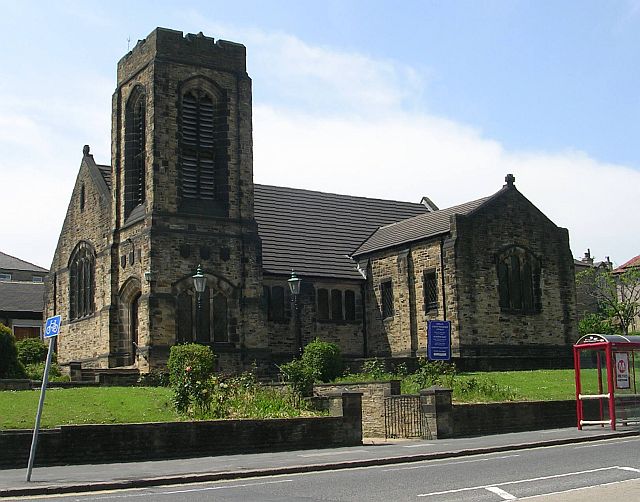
{"left": 1, "top": 426, "right": 639, "bottom": 498}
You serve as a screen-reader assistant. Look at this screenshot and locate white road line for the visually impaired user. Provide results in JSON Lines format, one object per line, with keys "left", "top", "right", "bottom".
{"left": 298, "top": 450, "right": 368, "bottom": 457}
{"left": 574, "top": 437, "right": 640, "bottom": 449}
{"left": 89, "top": 480, "right": 293, "bottom": 499}
{"left": 403, "top": 443, "right": 437, "bottom": 447}
{"left": 517, "top": 478, "right": 640, "bottom": 500}
{"left": 381, "top": 454, "right": 519, "bottom": 472}
{"left": 417, "top": 465, "right": 622, "bottom": 497}
{"left": 485, "top": 486, "right": 518, "bottom": 500}
{"left": 619, "top": 466, "right": 640, "bottom": 473}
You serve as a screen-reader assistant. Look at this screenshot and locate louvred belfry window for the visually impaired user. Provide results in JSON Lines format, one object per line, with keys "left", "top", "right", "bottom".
{"left": 124, "top": 89, "right": 146, "bottom": 217}
{"left": 182, "top": 90, "right": 216, "bottom": 200}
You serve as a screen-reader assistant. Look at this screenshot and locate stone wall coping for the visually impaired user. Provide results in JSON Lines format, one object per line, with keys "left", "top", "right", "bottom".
{"left": 315, "top": 380, "right": 401, "bottom": 387}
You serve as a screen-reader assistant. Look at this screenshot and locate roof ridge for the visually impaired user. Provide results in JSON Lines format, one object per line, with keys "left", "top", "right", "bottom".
{"left": 376, "top": 194, "right": 492, "bottom": 231}
{"left": 254, "top": 183, "right": 423, "bottom": 206}
{"left": 0, "top": 251, "right": 48, "bottom": 271}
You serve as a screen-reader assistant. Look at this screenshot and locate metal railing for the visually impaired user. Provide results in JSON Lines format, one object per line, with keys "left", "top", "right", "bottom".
{"left": 384, "top": 395, "right": 432, "bottom": 439}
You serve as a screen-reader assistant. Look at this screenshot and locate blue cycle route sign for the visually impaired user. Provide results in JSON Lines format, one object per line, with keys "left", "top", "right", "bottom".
{"left": 427, "top": 320, "right": 451, "bottom": 361}
{"left": 44, "top": 315, "right": 61, "bottom": 338}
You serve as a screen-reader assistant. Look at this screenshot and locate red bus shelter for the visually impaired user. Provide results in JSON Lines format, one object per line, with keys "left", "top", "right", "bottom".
{"left": 574, "top": 333, "right": 640, "bottom": 430}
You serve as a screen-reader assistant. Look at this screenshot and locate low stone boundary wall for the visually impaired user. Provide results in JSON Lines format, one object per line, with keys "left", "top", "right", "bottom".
{"left": 314, "top": 381, "right": 401, "bottom": 438}
{"left": 0, "top": 393, "right": 362, "bottom": 469}
{"left": 422, "top": 387, "right": 600, "bottom": 438}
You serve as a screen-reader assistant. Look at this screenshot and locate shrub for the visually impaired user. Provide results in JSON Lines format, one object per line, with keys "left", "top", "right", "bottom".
{"left": 278, "top": 358, "right": 314, "bottom": 402}
{"left": 167, "top": 344, "right": 216, "bottom": 417}
{"left": 301, "top": 338, "right": 344, "bottom": 382}
{"left": 24, "top": 362, "right": 69, "bottom": 382}
{"left": 362, "top": 358, "right": 387, "bottom": 380}
{"left": 0, "top": 323, "right": 26, "bottom": 379}
{"left": 410, "top": 358, "right": 458, "bottom": 389}
{"left": 578, "top": 313, "right": 618, "bottom": 336}
{"left": 16, "top": 337, "right": 54, "bottom": 365}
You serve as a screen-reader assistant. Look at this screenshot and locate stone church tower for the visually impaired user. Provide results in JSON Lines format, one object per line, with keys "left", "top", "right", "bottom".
{"left": 48, "top": 28, "right": 265, "bottom": 373}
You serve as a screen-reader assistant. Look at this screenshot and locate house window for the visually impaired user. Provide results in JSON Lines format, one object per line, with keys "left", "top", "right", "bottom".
{"left": 124, "top": 87, "right": 146, "bottom": 217}
{"left": 0, "top": 273, "right": 11, "bottom": 281}
{"left": 69, "top": 241, "right": 95, "bottom": 320}
{"left": 264, "top": 285, "right": 287, "bottom": 321}
{"left": 344, "top": 290, "right": 356, "bottom": 321}
{"left": 497, "top": 247, "right": 541, "bottom": 313}
{"left": 32, "top": 276, "right": 43, "bottom": 283}
{"left": 381, "top": 280, "right": 394, "bottom": 319}
{"left": 181, "top": 89, "right": 216, "bottom": 201}
{"left": 317, "top": 288, "right": 330, "bottom": 321}
{"left": 424, "top": 270, "right": 438, "bottom": 311}
{"left": 331, "top": 290, "right": 343, "bottom": 320}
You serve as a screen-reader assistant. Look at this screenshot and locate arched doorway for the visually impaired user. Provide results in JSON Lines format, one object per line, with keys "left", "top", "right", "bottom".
{"left": 115, "top": 277, "right": 142, "bottom": 367}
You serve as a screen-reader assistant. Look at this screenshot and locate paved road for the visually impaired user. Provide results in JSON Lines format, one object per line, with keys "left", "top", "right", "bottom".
{"left": 5, "top": 435, "right": 639, "bottom": 501}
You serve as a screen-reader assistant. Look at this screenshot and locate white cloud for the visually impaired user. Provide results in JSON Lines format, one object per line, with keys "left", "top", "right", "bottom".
{"left": 1, "top": 22, "right": 638, "bottom": 269}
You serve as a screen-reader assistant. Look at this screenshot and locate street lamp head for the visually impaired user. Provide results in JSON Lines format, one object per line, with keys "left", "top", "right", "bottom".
{"left": 288, "top": 270, "right": 301, "bottom": 296}
{"left": 192, "top": 264, "right": 207, "bottom": 294}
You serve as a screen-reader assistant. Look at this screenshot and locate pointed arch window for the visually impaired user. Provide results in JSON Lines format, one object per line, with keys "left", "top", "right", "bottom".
{"left": 69, "top": 242, "right": 96, "bottom": 320}
{"left": 497, "top": 246, "right": 541, "bottom": 313}
{"left": 176, "top": 286, "right": 229, "bottom": 343}
{"left": 124, "top": 87, "right": 146, "bottom": 217}
{"left": 181, "top": 89, "right": 216, "bottom": 201}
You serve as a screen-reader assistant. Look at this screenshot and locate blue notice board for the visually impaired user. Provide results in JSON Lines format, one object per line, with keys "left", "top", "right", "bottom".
{"left": 427, "top": 320, "right": 451, "bottom": 361}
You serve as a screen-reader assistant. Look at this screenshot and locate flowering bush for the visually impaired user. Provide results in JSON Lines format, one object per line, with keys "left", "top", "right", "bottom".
{"left": 167, "top": 344, "right": 215, "bottom": 418}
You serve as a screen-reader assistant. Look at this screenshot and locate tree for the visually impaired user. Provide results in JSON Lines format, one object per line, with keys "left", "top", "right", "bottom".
{"left": 577, "top": 267, "right": 640, "bottom": 336}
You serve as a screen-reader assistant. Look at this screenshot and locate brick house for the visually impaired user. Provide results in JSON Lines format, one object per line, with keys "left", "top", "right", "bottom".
{"left": 46, "top": 28, "right": 577, "bottom": 374}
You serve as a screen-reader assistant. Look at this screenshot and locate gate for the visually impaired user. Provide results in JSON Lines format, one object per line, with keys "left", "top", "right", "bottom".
{"left": 384, "top": 394, "right": 432, "bottom": 439}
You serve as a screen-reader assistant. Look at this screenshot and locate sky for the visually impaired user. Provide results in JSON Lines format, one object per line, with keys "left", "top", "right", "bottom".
{"left": 1, "top": 0, "right": 639, "bottom": 269}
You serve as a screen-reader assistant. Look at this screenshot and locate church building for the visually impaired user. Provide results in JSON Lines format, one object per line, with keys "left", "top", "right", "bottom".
{"left": 45, "top": 28, "right": 577, "bottom": 375}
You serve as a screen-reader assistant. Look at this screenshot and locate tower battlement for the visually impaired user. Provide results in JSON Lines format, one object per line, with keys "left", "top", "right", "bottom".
{"left": 117, "top": 27, "right": 246, "bottom": 84}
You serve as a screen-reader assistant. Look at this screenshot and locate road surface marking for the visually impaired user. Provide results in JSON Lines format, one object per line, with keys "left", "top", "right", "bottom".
{"left": 517, "top": 478, "right": 640, "bottom": 500}
{"left": 89, "top": 480, "right": 294, "bottom": 499}
{"left": 382, "top": 454, "right": 519, "bottom": 471}
{"left": 619, "top": 466, "right": 640, "bottom": 473}
{"left": 485, "top": 486, "right": 517, "bottom": 500}
{"left": 298, "top": 450, "right": 368, "bottom": 457}
{"left": 417, "top": 465, "right": 622, "bottom": 497}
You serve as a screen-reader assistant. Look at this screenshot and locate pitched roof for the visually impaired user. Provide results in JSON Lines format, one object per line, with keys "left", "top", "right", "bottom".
{"left": 0, "top": 252, "right": 48, "bottom": 273}
{"left": 0, "top": 281, "right": 45, "bottom": 313}
{"left": 97, "top": 164, "right": 112, "bottom": 190}
{"left": 253, "top": 184, "right": 427, "bottom": 279}
{"left": 351, "top": 195, "right": 492, "bottom": 257}
{"left": 614, "top": 254, "right": 640, "bottom": 274}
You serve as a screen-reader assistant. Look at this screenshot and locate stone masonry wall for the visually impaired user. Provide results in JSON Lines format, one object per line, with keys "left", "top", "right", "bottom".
{"left": 314, "top": 381, "right": 400, "bottom": 438}
{"left": 453, "top": 186, "right": 577, "bottom": 361}
{"left": 45, "top": 156, "right": 112, "bottom": 368}
{"left": 365, "top": 240, "right": 459, "bottom": 357}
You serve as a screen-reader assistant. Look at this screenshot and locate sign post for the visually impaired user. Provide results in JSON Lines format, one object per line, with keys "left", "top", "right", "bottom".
{"left": 427, "top": 320, "right": 451, "bottom": 361}
{"left": 26, "top": 315, "right": 61, "bottom": 482}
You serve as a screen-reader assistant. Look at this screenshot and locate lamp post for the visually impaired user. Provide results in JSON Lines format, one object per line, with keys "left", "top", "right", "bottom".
{"left": 288, "top": 271, "right": 302, "bottom": 355}
{"left": 192, "top": 264, "right": 207, "bottom": 342}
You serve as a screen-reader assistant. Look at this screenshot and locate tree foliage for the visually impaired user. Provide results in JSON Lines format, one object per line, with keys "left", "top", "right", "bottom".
{"left": 577, "top": 267, "right": 640, "bottom": 335}
{"left": 0, "top": 323, "right": 26, "bottom": 379}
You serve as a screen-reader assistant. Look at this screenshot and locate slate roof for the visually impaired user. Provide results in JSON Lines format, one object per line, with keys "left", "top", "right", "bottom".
{"left": 0, "top": 252, "right": 48, "bottom": 273}
{"left": 253, "top": 184, "right": 427, "bottom": 279}
{"left": 352, "top": 195, "right": 493, "bottom": 257}
{"left": 97, "top": 164, "right": 112, "bottom": 189}
{"left": 0, "top": 281, "right": 45, "bottom": 313}
{"left": 614, "top": 254, "right": 640, "bottom": 274}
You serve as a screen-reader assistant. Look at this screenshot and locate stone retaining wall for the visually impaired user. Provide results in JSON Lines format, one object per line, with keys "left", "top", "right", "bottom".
{"left": 0, "top": 393, "right": 362, "bottom": 468}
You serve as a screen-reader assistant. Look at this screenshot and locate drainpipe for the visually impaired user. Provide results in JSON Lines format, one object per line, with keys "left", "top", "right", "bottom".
{"left": 439, "top": 237, "right": 447, "bottom": 321}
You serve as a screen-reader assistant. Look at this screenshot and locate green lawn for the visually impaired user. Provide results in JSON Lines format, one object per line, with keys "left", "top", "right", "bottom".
{"left": 0, "top": 369, "right": 605, "bottom": 429}
{"left": 0, "top": 387, "right": 179, "bottom": 430}
{"left": 456, "top": 369, "right": 593, "bottom": 402}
